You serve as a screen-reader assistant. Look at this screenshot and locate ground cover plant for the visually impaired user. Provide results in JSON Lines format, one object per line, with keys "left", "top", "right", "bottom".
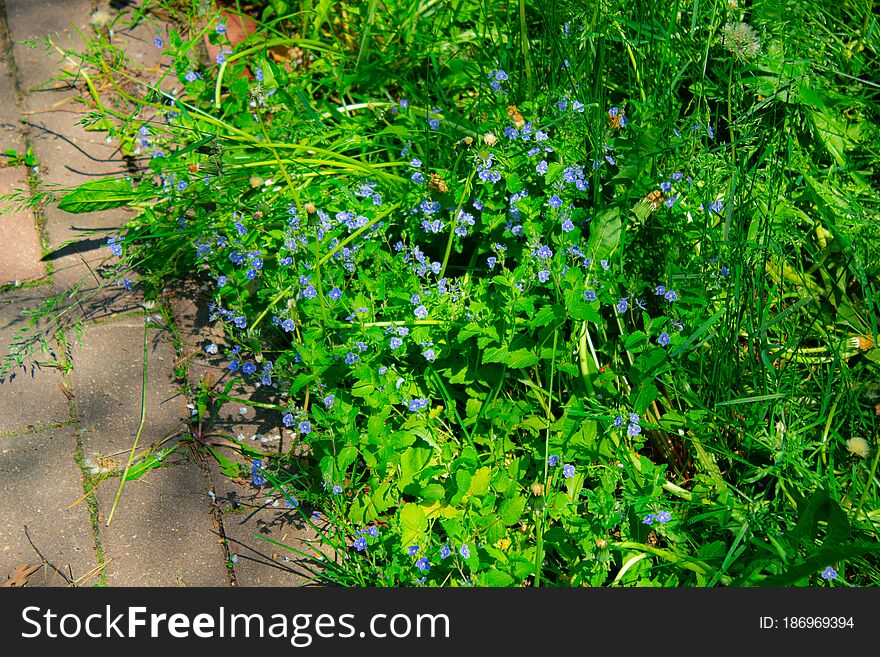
{"left": 3, "top": 0, "right": 880, "bottom": 586}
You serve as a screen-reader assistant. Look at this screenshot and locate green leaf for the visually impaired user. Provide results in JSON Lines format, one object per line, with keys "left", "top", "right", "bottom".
{"left": 399, "top": 503, "right": 427, "bottom": 548}
{"left": 468, "top": 466, "right": 491, "bottom": 496}
{"left": 499, "top": 495, "right": 527, "bottom": 525}
{"left": 507, "top": 349, "right": 539, "bottom": 369}
{"left": 58, "top": 177, "right": 146, "bottom": 213}
{"left": 399, "top": 445, "right": 433, "bottom": 488}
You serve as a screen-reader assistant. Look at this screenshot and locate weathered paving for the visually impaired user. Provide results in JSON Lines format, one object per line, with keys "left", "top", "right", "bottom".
{"left": 0, "top": 0, "right": 318, "bottom": 587}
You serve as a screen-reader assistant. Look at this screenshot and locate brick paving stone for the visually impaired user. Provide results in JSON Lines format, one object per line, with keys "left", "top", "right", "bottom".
{"left": 0, "top": 288, "right": 71, "bottom": 433}
{"left": 209, "top": 460, "right": 328, "bottom": 587}
{"left": 0, "top": 167, "right": 45, "bottom": 285}
{"left": 71, "top": 317, "right": 229, "bottom": 585}
{"left": 0, "top": 427, "right": 98, "bottom": 587}
{"left": 94, "top": 453, "right": 230, "bottom": 587}
{"left": 71, "top": 318, "right": 184, "bottom": 456}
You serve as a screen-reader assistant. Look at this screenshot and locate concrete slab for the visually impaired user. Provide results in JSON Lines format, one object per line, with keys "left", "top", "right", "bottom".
{"left": 0, "top": 167, "right": 46, "bottom": 285}
{"left": 209, "top": 460, "right": 329, "bottom": 587}
{"left": 0, "top": 427, "right": 98, "bottom": 586}
{"left": 0, "top": 289, "right": 71, "bottom": 433}
{"left": 94, "top": 453, "right": 231, "bottom": 586}
{"left": 71, "top": 319, "right": 185, "bottom": 456}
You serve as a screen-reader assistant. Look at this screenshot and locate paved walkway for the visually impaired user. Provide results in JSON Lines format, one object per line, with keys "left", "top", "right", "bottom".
{"left": 0, "top": 0, "right": 322, "bottom": 586}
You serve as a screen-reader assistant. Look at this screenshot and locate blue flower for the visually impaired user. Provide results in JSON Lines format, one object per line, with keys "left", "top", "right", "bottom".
{"left": 548, "top": 195, "right": 562, "bottom": 208}
{"left": 367, "top": 526, "right": 379, "bottom": 538}
{"left": 561, "top": 218, "right": 575, "bottom": 232}
{"left": 411, "top": 171, "right": 425, "bottom": 184}
{"left": 614, "top": 415, "right": 624, "bottom": 428}
{"left": 282, "top": 413, "right": 294, "bottom": 427}
{"left": 228, "top": 359, "right": 240, "bottom": 372}
{"left": 627, "top": 423, "right": 642, "bottom": 437}
{"left": 298, "top": 421, "right": 311, "bottom": 435}
{"left": 416, "top": 557, "right": 431, "bottom": 572}
{"left": 536, "top": 160, "right": 548, "bottom": 174}
{"left": 390, "top": 337, "right": 403, "bottom": 350}
{"left": 353, "top": 537, "right": 367, "bottom": 551}
{"left": 660, "top": 181, "right": 672, "bottom": 194}
{"left": 584, "top": 290, "right": 596, "bottom": 302}
{"left": 562, "top": 463, "right": 575, "bottom": 478}
{"left": 345, "top": 352, "right": 359, "bottom": 365}
{"left": 616, "top": 298, "right": 628, "bottom": 313}
{"left": 656, "top": 511, "right": 672, "bottom": 524}
{"left": 215, "top": 23, "right": 227, "bottom": 34}
{"left": 538, "top": 270, "right": 551, "bottom": 283}
{"left": 487, "top": 256, "right": 497, "bottom": 269}
{"left": 185, "top": 71, "right": 201, "bottom": 82}
{"left": 642, "top": 514, "right": 655, "bottom": 525}
{"left": 440, "top": 544, "right": 452, "bottom": 559}
{"left": 655, "top": 285, "right": 666, "bottom": 295}
{"left": 422, "top": 349, "right": 436, "bottom": 361}
{"left": 281, "top": 318, "right": 295, "bottom": 332}
{"left": 534, "top": 245, "right": 553, "bottom": 260}
{"left": 428, "top": 118, "right": 440, "bottom": 130}
{"left": 233, "top": 316, "right": 247, "bottom": 328}
{"left": 658, "top": 331, "right": 670, "bottom": 347}
{"left": 332, "top": 485, "right": 343, "bottom": 495}
{"left": 153, "top": 36, "right": 163, "bottom": 48}
{"left": 414, "top": 305, "right": 428, "bottom": 319}
{"left": 821, "top": 566, "right": 838, "bottom": 581}
{"left": 407, "top": 545, "right": 419, "bottom": 557}
{"left": 548, "top": 455, "right": 559, "bottom": 467}
{"left": 664, "top": 290, "right": 678, "bottom": 302}
{"left": 302, "top": 285, "right": 317, "bottom": 299}
{"left": 242, "top": 361, "right": 257, "bottom": 375}
{"left": 459, "top": 544, "right": 471, "bottom": 559}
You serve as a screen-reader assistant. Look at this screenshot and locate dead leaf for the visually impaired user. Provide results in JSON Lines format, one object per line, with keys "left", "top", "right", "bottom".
{"left": 2, "top": 564, "right": 42, "bottom": 587}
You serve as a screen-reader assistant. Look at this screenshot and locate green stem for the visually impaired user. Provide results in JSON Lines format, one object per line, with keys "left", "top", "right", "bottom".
{"left": 106, "top": 311, "right": 149, "bottom": 526}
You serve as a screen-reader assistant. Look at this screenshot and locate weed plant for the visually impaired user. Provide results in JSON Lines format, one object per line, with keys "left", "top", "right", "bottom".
{"left": 3, "top": 0, "right": 880, "bottom": 586}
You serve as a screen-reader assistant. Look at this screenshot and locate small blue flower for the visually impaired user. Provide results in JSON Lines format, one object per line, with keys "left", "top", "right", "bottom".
{"left": 390, "top": 337, "right": 403, "bottom": 350}
{"left": 367, "top": 526, "right": 379, "bottom": 538}
{"left": 217, "top": 275, "right": 227, "bottom": 287}
{"left": 614, "top": 415, "right": 624, "bottom": 428}
{"left": 407, "top": 545, "right": 419, "bottom": 557}
{"left": 298, "top": 421, "right": 311, "bottom": 435}
{"left": 440, "top": 544, "right": 452, "bottom": 559}
{"left": 642, "top": 513, "right": 655, "bottom": 525}
{"left": 658, "top": 332, "right": 670, "bottom": 347}
{"left": 562, "top": 463, "right": 575, "bottom": 478}
{"left": 548, "top": 195, "right": 563, "bottom": 208}
{"left": 228, "top": 359, "right": 240, "bottom": 372}
{"left": 460, "top": 544, "right": 471, "bottom": 559}
{"left": 282, "top": 413, "right": 294, "bottom": 427}
{"left": 416, "top": 557, "right": 431, "bottom": 572}
{"left": 414, "top": 305, "right": 428, "bottom": 319}
{"left": 323, "top": 395, "right": 335, "bottom": 408}
{"left": 536, "top": 160, "right": 548, "bottom": 174}
{"left": 617, "top": 298, "right": 628, "bottom": 313}
{"left": 656, "top": 511, "right": 672, "bottom": 524}
{"left": 233, "top": 316, "right": 246, "bottom": 328}
{"left": 345, "top": 352, "right": 359, "bottom": 365}
{"left": 332, "top": 485, "right": 343, "bottom": 495}
{"left": 241, "top": 361, "right": 257, "bottom": 375}
{"left": 627, "top": 423, "right": 642, "bottom": 437}
{"left": 353, "top": 537, "right": 367, "bottom": 551}
{"left": 538, "top": 270, "right": 551, "bottom": 283}
{"left": 664, "top": 290, "right": 678, "bottom": 302}
{"left": 428, "top": 118, "right": 440, "bottom": 130}
{"left": 561, "top": 218, "right": 575, "bottom": 232}
{"left": 215, "top": 23, "right": 227, "bottom": 34}
{"left": 281, "top": 318, "right": 295, "bottom": 332}
{"left": 821, "top": 566, "right": 838, "bottom": 581}
{"left": 153, "top": 36, "right": 163, "bottom": 48}
{"left": 329, "top": 287, "right": 342, "bottom": 300}
{"left": 584, "top": 290, "right": 596, "bottom": 302}
{"left": 548, "top": 455, "right": 559, "bottom": 467}
{"left": 655, "top": 285, "right": 666, "bottom": 295}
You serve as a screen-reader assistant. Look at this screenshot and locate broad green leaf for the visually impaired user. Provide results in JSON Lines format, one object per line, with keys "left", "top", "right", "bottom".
{"left": 58, "top": 177, "right": 146, "bottom": 213}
